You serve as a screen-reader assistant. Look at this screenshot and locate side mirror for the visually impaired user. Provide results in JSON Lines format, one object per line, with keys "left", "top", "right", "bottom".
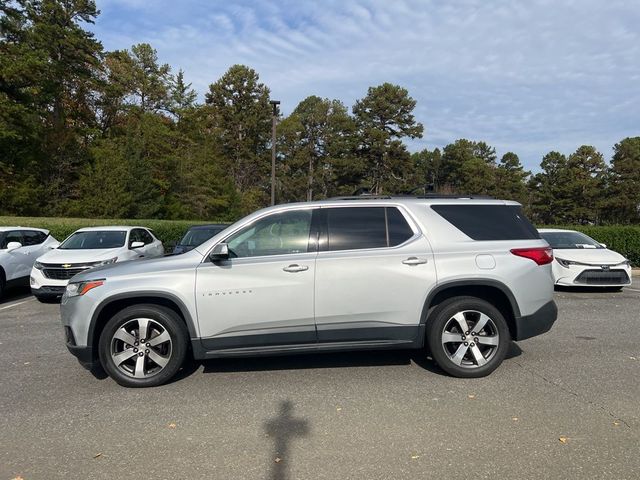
{"left": 130, "top": 241, "right": 145, "bottom": 249}
{"left": 600, "top": 243, "right": 607, "bottom": 249}
{"left": 209, "top": 243, "right": 229, "bottom": 261}
{"left": 49, "top": 242, "right": 60, "bottom": 250}
{"left": 6, "top": 242, "right": 22, "bottom": 252}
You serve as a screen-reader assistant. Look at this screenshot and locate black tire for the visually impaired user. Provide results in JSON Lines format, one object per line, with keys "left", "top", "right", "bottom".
{"left": 98, "top": 304, "right": 188, "bottom": 388}
{"left": 427, "top": 296, "right": 510, "bottom": 378}
{"left": 0, "top": 270, "right": 5, "bottom": 300}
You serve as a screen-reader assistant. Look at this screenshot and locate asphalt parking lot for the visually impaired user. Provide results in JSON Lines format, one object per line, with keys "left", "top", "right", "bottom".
{"left": 1, "top": 287, "right": 639, "bottom": 480}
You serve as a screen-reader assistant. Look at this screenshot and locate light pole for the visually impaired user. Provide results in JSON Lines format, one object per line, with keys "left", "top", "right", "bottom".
{"left": 270, "top": 100, "right": 280, "bottom": 206}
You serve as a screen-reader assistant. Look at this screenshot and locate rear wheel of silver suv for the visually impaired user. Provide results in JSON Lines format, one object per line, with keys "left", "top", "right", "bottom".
{"left": 427, "top": 296, "right": 510, "bottom": 378}
{"left": 98, "top": 304, "right": 188, "bottom": 388}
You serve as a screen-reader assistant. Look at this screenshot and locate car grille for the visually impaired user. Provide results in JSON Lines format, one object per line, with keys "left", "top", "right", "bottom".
{"left": 41, "top": 264, "right": 93, "bottom": 280}
{"left": 574, "top": 269, "right": 629, "bottom": 285}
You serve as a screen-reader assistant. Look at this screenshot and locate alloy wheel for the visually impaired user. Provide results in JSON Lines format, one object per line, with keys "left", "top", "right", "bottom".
{"left": 110, "top": 317, "right": 172, "bottom": 378}
{"left": 441, "top": 310, "right": 500, "bottom": 368}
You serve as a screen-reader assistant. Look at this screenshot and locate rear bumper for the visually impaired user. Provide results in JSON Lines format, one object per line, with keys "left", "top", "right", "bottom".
{"left": 514, "top": 300, "right": 557, "bottom": 341}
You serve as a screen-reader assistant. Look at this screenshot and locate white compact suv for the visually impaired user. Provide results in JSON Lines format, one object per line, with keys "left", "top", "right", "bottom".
{"left": 61, "top": 197, "right": 558, "bottom": 387}
{"left": 539, "top": 228, "right": 632, "bottom": 289}
{"left": 32, "top": 226, "right": 164, "bottom": 302}
{"left": 0, "top": 227, "right": 59, "bottom": 297}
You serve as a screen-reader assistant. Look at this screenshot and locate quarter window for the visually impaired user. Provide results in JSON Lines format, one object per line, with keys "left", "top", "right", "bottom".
{"left": 387, "top": 208, "right": 414, "bottom": 247}
{"left": 225, "top": 210, "right": 313, "bottom": 258}
{"left": 431, "top": 205, "right": 539, "bottom": 241}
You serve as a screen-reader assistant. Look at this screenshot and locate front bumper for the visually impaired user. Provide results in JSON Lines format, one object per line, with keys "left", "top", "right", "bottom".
{"left": 32, "top": 285, "right": 66, "bottom": 299}
{"left": 552, "top": 261, "right": 632, "bottom": 287}
{"left": 514, "top": 300, "right": 558, "bottom": 341}
{"left": 60, "top": 290, "right": 100, "bottom": 365}
{"left": 30, "top": 267, "right": 69, "bottom": 296}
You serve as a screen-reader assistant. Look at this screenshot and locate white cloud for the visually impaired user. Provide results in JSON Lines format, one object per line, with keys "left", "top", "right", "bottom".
{"left": 93, "top": 0, "right": 640, "bottom": 169}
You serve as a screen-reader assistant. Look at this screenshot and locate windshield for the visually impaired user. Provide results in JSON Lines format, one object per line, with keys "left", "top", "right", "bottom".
{"left": 179, "top": 227, "right": 225, "bottom": 247}
{"left": 60, "top": 231, "right": 127, "bottom": 250}
{"left": 540, "top": 231, "right": 603, "bottom": 249}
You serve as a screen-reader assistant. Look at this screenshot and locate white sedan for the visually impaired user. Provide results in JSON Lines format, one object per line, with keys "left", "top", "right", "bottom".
{"left": 539, "top": 228, "right": 632, "bottom": 289}
{"left": 0, "top": 227, "right": 59, "bottom": 298}
{"left": 30, "top": 226, "right": 164, "bottom": 302}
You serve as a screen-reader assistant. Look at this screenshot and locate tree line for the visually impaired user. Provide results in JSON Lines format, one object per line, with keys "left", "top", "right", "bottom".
{"left": 2, "top": 1, "right": 639, "bottom": 224}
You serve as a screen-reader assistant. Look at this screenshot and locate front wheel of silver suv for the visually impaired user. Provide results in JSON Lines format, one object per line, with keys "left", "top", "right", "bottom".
{"left": 98, "top": 304, "right": 188, "bottom": 387}
{"left": 427, "top": 296, "right": 511, "bottom": 378}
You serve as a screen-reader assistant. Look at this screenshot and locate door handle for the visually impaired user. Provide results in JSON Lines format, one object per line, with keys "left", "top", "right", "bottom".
{"left": 283, "top": 264, "right": 309, "bottom": 273}
{"left": 402, "top": 257, "right": 428, "bottom": 266}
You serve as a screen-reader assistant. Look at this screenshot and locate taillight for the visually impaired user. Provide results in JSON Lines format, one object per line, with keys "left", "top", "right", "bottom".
{"left": 510, "top": 247, "right": 553, "bottom": 265}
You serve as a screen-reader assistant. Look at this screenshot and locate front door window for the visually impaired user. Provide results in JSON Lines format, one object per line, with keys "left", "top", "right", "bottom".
{"left": 226, "top": 210, "right": 313, "bottom": 258}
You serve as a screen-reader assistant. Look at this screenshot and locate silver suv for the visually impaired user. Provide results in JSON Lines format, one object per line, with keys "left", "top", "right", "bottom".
{"left": 61, "top": 197, "right": 557, "bottom": 387}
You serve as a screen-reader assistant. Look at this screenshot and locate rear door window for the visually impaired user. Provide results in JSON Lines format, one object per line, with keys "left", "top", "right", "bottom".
{"left": 21, "top": 230, "right": 47, "bottom": 246}
{"left": 323, "top": 207, "right": 415, "bottom": 251}
{"left": 431, "top": 205, "right": 540, "bottom": 240}
{"left": 325, "top": 207, "right": 387, "bottom": 251}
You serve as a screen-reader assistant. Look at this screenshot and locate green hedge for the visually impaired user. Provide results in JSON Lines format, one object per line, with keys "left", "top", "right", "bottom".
{"left": 542, "top": 225, "right": 640, "bottom": 266}
{"left": 0, "top": 216, "right": 221, "bottom": 246}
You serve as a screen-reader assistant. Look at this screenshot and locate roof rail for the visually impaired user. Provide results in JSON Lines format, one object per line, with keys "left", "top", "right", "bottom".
{"left": 414, "top": 194, "right": 494, "bottom": 199}
{"left": 327, "top": 194, "right": 494, "bottom": 201}
{"left": 328, "top": 195, "right": 393, "bottom": 200}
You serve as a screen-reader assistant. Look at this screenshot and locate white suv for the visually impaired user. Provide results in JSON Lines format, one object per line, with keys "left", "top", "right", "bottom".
{"left": 61, "top": 197, "right": 557, "bottom": 387}
{"left": 32, "top": 226, "right": 164, "bottom": 302}
{"left": 0, "top": 227, "right": 59, "bottom": 297}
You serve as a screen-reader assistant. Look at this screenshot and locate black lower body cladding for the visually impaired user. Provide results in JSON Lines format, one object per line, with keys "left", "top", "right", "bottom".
{"left": 513, "top": 300, "right": 558, "bottom": 340}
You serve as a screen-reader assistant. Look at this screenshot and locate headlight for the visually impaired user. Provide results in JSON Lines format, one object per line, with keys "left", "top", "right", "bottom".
{"left": 95, "top": 257, "right": 117, "bottom": 267}
{"left": 66, "top": 279, "right": 105, "bottom": 297}
{"left": 555, "top": 258, "right": 575, "bottom": 268}
{"left": 33, "top": 260, "right": 44, "bottom": 270}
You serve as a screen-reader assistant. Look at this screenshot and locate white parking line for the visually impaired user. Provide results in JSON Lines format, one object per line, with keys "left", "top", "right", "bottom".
{"left": 623, "top": 287, "right": 640, "bottom": 293}
{"left": 0, "top": 298, "right": 34, "bottom": 311}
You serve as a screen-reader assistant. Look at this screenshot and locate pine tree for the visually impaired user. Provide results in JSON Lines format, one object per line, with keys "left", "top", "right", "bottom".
{"left": 603, "top": 137, "right": 640, "bottom": 224}
{"left": 353, "top": 83, "right": 423, "bottom": 194}
{"left": 205, "top": 65, "right": 271, "bottom": 212}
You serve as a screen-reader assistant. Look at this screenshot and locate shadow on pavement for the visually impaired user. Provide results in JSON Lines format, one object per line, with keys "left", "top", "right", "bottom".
{"left": 201, "top": 349, "right": 413, "bottom": 374}
{"left": 89, "top": 342, "right": 525, "bottom": 383}
{"left": 0, "top": 285, "right": 32, "bottom": 305}
{"left": 193, "top": 342, "right": 523, "bottom": 377}
{"left": 264, "top": 400, "right": 309, "bottom": 480}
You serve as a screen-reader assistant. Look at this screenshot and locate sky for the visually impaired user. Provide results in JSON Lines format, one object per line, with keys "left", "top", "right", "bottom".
{"left": 91, "top": 0, "right": 639, "bottom": 170}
